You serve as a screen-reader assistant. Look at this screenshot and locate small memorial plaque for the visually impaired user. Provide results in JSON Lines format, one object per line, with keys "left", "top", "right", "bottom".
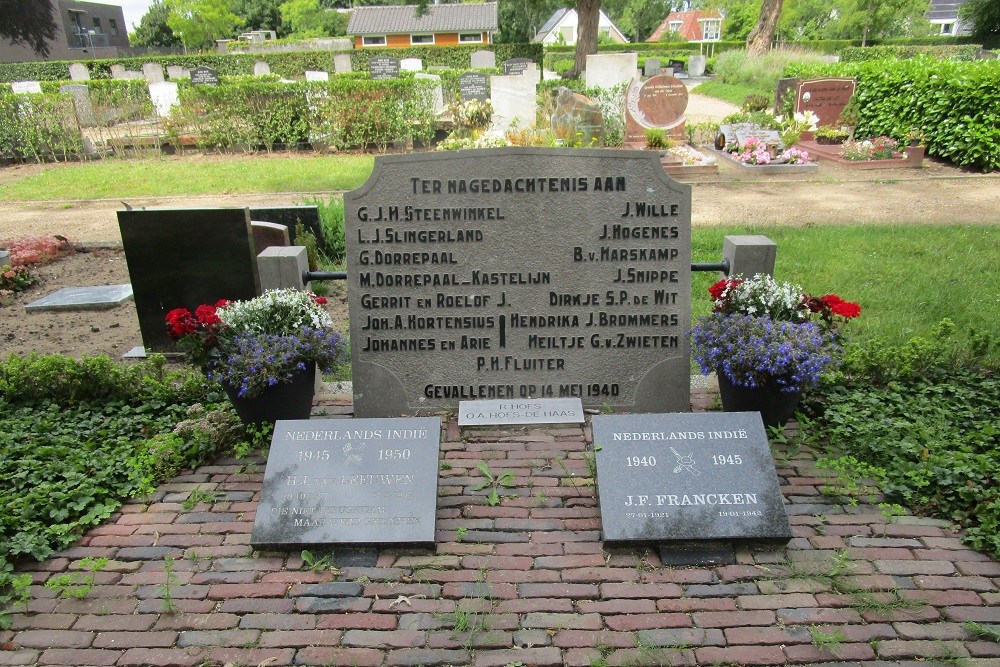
{"left": 190, "top": 66, "right": 220, "bottom": 86}
{"left": 502, "top": 57, "right": 532, "bottom": 75}
{"left": 369, "top": 57, "right": 400, "bottom": 80}
{"left": 251, "top": 417, "right": 441, "bottom": 548}
{"left": 735, "top": 127, "right": 782, "bottom": 148}
{"left": 459, "top": 398, "right": 583, "bottom": 426}
{"left": 458, "top": 71, "right": 488, "bottom": 101}
{"left": 593, "top": 412, "right": 792, "bottom": 544}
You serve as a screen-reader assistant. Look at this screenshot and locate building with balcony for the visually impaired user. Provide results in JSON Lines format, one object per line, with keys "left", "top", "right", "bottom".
{"left": 1, "top": 0, "right": 129, "bottom": 63}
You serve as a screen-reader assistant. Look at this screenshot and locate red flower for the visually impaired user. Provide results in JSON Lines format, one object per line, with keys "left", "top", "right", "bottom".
{"left": 165, "top": 308, "right": 197, "bottom": 339}
{"left": 708, "top": 278, "right": 741, "bottom": 301}
{"left": 215, "top": 299, "right": 231, "bottom": 308}
{"left": 821, "top": 294, "right": 861, "bottom": 318}
{"left": 313, "top": 296, "right": 328, "bottom": 305}
{"left": 195, "top": 304, "right": 221, "bottom": 326}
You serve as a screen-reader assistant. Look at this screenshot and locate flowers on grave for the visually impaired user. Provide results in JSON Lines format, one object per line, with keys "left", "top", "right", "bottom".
{"left": 775, "top": 110, "right": 818, "bottom": 146}
{"left": 450, "top": 97, "right": 493, "bottom": 133}
{"left": 841, "top": 136, "right": 898, "bottom": 161}
{"left": 0, "top": 264, "right": 36, "bottom": 293}
{"left": 166, "top": 289, "right": 348, "bottom": 398}
{"left": 707, "top": 274, "right": 861, "bottom": 329}
{"left": 733, "top": 136, "right": 771, "bottom": 165}
{"left": 777, "top": 147, "right": 810, "bottom": 164}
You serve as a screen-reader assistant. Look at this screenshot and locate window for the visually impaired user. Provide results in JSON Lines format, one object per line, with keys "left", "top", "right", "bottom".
{"left": 92, "top": 17, "right": 102, "bottom": 31}
{"left": 669, "top": 21, "right": 682, "bottom": 31}
{"left": 559, "top": 26, "right": 574, "bottom": 43}
{"left": 109, "top": 18, "right": 119, "bottom": 36}
{"left": 701, "top": 19, "right": 721, "bottom": 41}
{"left": 598, "top": 27, "right": 611, "bottom": 40}
{"left": 940, "top": 22, "right": 954, "bottom": 34}
{"left": 362, "top": 35, "right": 386, "bottom": 46}
{"left": 459, "top": 32, "right": 483, "bottom": 43}
{"left": 411, "top": 34, "right": 434, "bottom": 44}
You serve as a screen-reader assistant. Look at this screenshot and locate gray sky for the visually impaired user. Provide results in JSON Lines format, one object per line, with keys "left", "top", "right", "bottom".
{"left": 99, "top": 0, "right": 156, "bottom": 31}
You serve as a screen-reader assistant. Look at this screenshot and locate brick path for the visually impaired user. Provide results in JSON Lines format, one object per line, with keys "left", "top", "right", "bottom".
{"left": 2, "top": 388, "right": 998, "bottom": 666}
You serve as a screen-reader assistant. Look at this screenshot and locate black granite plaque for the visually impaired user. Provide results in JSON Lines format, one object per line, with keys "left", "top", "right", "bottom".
{"left": 458, "top": 71, "right": 488, "bottom": 101}
{"left": 251, "top": 417, "right": 441, "bottom": 548}
{"left": 190, "top": 66, "right": 220, "bottom": 86}
{"left": 592, "top": 412, "right": 792, "bottom": 544}
{"left": 369, "top": 57, "right": 400, "bottom": 80}
{"left": 344, "top": 148, "right": 692, "bottom": 417}
{"left": 502, "top": 57, "right": 532, "bottom": 75}
{"left": 248, "top": 205, "right": 322, "bottom": 246}
{"left": 118, "top": 207, "right": 260, "bottom": 352}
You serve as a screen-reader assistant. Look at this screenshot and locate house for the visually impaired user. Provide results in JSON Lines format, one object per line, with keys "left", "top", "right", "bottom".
{"left": 927, "top": 0, "right": 972, "bottom": 35}
{"left": 346, "top": 2, "right": 498, "bottom": 49}
{"left": 647, "top": 9, "right": 723, "bottom": 43}
{"left": 0, "top": 0, "right": 129, "bottom": 63}
{"left": 532, "top": 8, "right": 629, "bottom": 45}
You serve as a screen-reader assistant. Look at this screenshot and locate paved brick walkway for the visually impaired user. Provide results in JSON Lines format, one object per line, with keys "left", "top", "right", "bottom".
{"left": 2, "top": 388, "right": 998, "bottom": 666}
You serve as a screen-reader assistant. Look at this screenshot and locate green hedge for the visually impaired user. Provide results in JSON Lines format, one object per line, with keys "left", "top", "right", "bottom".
{"left": 0, "top": 44, "right": 542, "bottom": 83}
{"left": 841, "top": 44, "right": 984, "bottom": 62}
{"left": 0, "top": 93, "right": 83, "bottom": 162}
{"left": 786, "top": 57, "right": 1000, "bottom": 171}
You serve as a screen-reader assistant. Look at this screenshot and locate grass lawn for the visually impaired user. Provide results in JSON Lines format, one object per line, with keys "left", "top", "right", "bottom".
{"left": 693, "top": 80, "right": 771, "bottom": 110}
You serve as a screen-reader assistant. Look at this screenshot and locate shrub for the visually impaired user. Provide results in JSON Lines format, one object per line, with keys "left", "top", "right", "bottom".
{"left": 0, "top": 92, "right": 84, "bottom": 162}
{"left": 0, "top": 235, "right": 74, "bottom": 266}
{"left": 713, "top": 47, "right": 829, "bottom": 93}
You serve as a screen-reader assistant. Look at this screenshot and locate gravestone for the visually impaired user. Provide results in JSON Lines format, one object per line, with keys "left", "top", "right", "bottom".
{"left": 400, "top": 58, "right": 423, "bottom": 72}
{"left": 592, "top": 412, "right": 792, "bottom": 544}
{"left": 668, "top": 59, "right": 686, "bottom": 74}
{"left": 248, "top": 205, "right": 322, "bottom": 245}
{"left": 625, "top": 74, "right": 688, "bottom": 144}
{"left": 123, "top": 70, "right": 144, "bottom": 80}
{"left": 117, "top": 207, "right": 261, "bottom": 352}
{"left": 250, "top": 417, "right": 441, "bottom": 548}
{"left": 795, "top": 77, "right": 856, "bottom": 128}
{"left": 344, "top": 148, "right": 692, "bottom": 417}
{"left": 10, "top": 81, "right": 42, "bottom": 94}
{"left": 69, "top": 63, "right": 90, "bottom": 81}
{"left": 585, "top": 53, "right": 637, "bottom": 90}
{"left": 550, "top": 87, "right": 604, "bottom": 146}
{"left": 305, "top": 70, "right": 329, "bottom": 82}
{"left": 458, "top": 71, "right": 488, "bottom": 101}
{"left": 471, "top": 50, "right": 496, "bottom": 69}
{"left": 59, "top": 84, "right": 96, "bottom": 127}
{"left": 688, "top": 55, "right": 707, "bottom": 77}
{"left": 775, "top": 77, "right": 799, "bottom": 112}
{"left": 644, "top": 58, "right": 660, "bottom": 77}
{"left": 334, "top": 53, "right": 352, "bottom": 74}
{"left": 459, "top": 398, "right": 584, "bottom": 426}
{"left": 369, "top": 57, "right": 400, "bottom": 80}
{"left": 489, "top": 73, "right": 536, "bottom": 133}
{"left": 502, "top": 57, "right": 532, "bottom": 75}
{"left": 0, "top": 249, "right": 9, "bottom": 266}
{"left": 25, "top": 285, "right": 133, "bottom": 312}
{"left": 414, "top": 72, "right": 445, "bottom": 113}
{"left": 142, "top": 62, "right": 165, "bottom": 84}
{"left": 253, "top": 60, "right": 272, "bottom": 76}
{"left": 735, "top": 127, "right": 782, "bottom": 148}
{"left": 148, "top": 81, "right": 179, "bottom": 117}
{"left": 190, "top": 66, "right": 220, "bottom": 86}
{"left": 718, "top": 123, "right": 753, "bottom": 148}
{"left": 166, "top": 65, "right": 189, "bottom": 80}
{"left": 251, "top": 221, "right": 290, "bottom": 254}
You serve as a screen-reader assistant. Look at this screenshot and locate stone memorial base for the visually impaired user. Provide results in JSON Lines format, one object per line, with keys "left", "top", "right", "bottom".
{"left": 798, "top": 140, "right": 924, "bottom": 169}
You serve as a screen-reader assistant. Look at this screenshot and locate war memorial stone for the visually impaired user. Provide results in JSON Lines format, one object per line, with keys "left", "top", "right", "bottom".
{"left": 459, "top": 398, "right": 584, "bottom": 426}
{"left": 345, "top": 148, "right": 692, "bottom": 418}
{"left": 369, "top": 57, "right": 400, "bottom": 80}
{"left": 593, "top": 412, "right": 792, "bottom": 544}
{"left": 250, "top": 417, "right": 441, "bottom": 548}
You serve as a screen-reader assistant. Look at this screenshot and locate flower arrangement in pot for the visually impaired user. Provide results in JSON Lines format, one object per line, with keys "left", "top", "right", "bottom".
{"left": 689, "top": 274, "right": 860, "bottom": 427}
{"left": 166, "top": 289, "right": 348, "bottom": 424}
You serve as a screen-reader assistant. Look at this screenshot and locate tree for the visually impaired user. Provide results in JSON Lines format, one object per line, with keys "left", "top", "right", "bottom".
{"left": 232, "top": 0, "right": 286, "bottom": 35}
{"left": 840, "top": 0, "right": 930, "bottom": 45}
{"left": 745, "top": 0, "right": 783, "bottom": 55}
{"left": 496, "top": 0, "right": 560, "bottom": 43}
{"left": 279, "top": 0, "right": 347, "bottom": 36}
{"left": 0, "top": 0, "right": 56, "bottom": 56}
{"left": 130, "top": 0, "right": 181, "bottom": 47}
{"left": 959, "top": 0, "right": 999, "bottom": 39}
{"left": 166, "top": 0, "right": 245, "bottom": 50}
{"left": 605, "top": 0, "right": 672, "bottom": 42}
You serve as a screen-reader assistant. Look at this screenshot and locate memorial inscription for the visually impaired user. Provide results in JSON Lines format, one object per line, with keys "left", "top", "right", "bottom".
{"left": 593, "top": 412, "right": 792, "bottom": 544}
{"left": 251, "top": 417, "right": 441, "bottom": 548}
{"left": 459, "top": 397, "right": 584, "bottom": 426}
{"left": 369, "top": 57, "right": 400, "bottom": 80}
{"left": 345, "top": 148, "right": 692, "bottom": 417}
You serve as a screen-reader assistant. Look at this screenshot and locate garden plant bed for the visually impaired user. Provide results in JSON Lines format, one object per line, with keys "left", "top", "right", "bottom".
{"left": 798, "top": 140, "right": 924, "bottom": 169}
{"left": 713, "top": 147, "right": 819, "bottom": 174}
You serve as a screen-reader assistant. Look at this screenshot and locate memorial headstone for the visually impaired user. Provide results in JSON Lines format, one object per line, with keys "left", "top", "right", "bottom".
{"left": 250, "top": 417, "right": 442, "bottom": 548}
{"left": 251, "top": 221, "right": 290, "bottom": 254}
{"left": 644, "top": 58, "right": 661, "bottom": 77}
{"left": 334, "top": 53, "right": 352, "bottom": 74}
{"left": 148, "top": 81, "right": 179, "bottom": 117}
{"left": 458, "top": 71, "right": 488, "bottom": 101}
{"left": 369, "top": 57, "right": 400, "bottom": 80}
{"left": 489, "top": 73, "right": 536, "bottom": 133}
{"left": 117, "top": 207, "right": 261, "bottom": 352}
{"left": 414, "top": 72, "right": 445, "bottom": 113}
{"left": 190, "top": 66, "right": 220, "bottom": 86}
{"left": 253, "top": 60, "right": 272, "bottom": 76}
{"left": 471, "top": 50, "right": 496, "bottom": 69}
{"left": 142, "top": 62, "right": 165, "bottom": 84}
{"left": 10, "top": 81, "right": 42, "bottom": 94}
{"left": 550, "top": 87, "right": 604, "bottom": 146}
{"left": 668, "top": 59, "right": 686, "bottom": 74}
{"left": 688, "top": 55, "right": 707, "bottom": 77}
{"left": 718, "top": 123, "right": 753, "bottom": 148}
{"left": 735, "top": 126, "right": 782, "bottom": 148}
{"left": 69, "top": 63, "right": 90, "bottom": 81}
{"left": 585, "top": 52, "right": 638, "bottom": 90}
{"left": 166, "top": 65, "right": 189, "bottom": 80}
{"left": 459, "top": 398, "right": 584, "bottom": 426}
{"left": 25, "top": 285, "right": 133, "bottom": 312}
{"left": 593, "top": 412, "right": 793, "bottom": 543}
{"left": 305, "top": 70, "right": 329, "bottom": 82}
{"left": 795, "top": 77, "right": 856, "bottom": 128}
{"left": 0, "top": 249, "right": 9, "bottom": 266}
{"left": 775, "top": 77, "right": 799, "bottom": 112}
{"left": 109, "top": 64, "right": 126, "bottom": 79}
{"left": 59, "top": 84, "right": 97, "bottom": 127}
{"left": 502, "top": 57, "right": 532, "bottom": 75}
{"left": 625, "top": 74, "right": 688, "bottom": 144}
{"left": 248, "top": 205, "right": 323, "bottom": 245}
{"left": 344, "top": 148, "right": 692, "bottom": 417}
{"left": 400, "top": 58, "right": 423, "bottom": 72}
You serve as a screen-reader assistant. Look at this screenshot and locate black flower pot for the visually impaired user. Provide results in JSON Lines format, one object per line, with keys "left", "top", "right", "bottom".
{"left": 223, "top": 364, "right": 316, "bottom": 426}
{"left": 717, "top": 372, "right": 802, "bottom": 428}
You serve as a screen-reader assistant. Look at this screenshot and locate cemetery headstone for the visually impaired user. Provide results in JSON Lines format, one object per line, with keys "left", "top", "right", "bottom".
{"left": 190, "top": 66, "right": 220, "bottom": 86}
{"left": 668, "top": 59, "right": 686, "bottom": 74}
{"left": 369, "top": 57, "right": 400, "bottom": 80}
{"left": 458, "top": 71, "right": 489, "bottom": 102}
{"left": 109, "top": 64, "right": 126, "bottom": 79}
{"left": 471, "top": 50, "right": 496, "bottom": 70}
{"left": 248, "top": 205, "right": 323, "bottom": 245}
{"left": 250, "top": 417, "right": 442, "bottom": 548}
{"left": 148, "top": 81, "right": 179, "bottom": 117}
{"left": 142, "top": 62, "right": 165, "bottom": 84}
{"left": 459, "top": 398, "right": 584, "bottom": 426}
{"left": 400, "top": 58, "right": 423, "bottom": 72}
{"left": 59, "top": 84, "right": 96, "bottom": 127}
{"left": 25, "top": 285, "right": 133, "bottom": 312}
{"left": 625, "top": 74, "right": 688, "bottom": 144}
{"left": 718, "top": 123, "right": 753, "bottom": 148}
{"left": 489, "top": 73, "right": 536, "bottom": 133}
{"left": 775, "top": 77, "right": 799, "bottom": 113}
{"left": 502, "top": 57, "right": 532, "bottom": 75}
{"left": 644, "top": 58, "right": 661, "bottom": 77}
{"left": 334, "top": 53, "right": 352, "bottom": 74}
{"left": 344, "top": 148, "right": 692, "bottom": 417}
{"left": 117, "top": 207, "right": 261, "bottom": 352}
{"left": 414, "top": 72, "right": 445, "bottom": 113}
{"left": 688, "top": 55, "right": 707, "bottom": 77}
{"left": 69, "top": 63, "right": 90, "bottom": 81}
{"left": 735, "top": 127, "right": 782, "bottom": 148}
{"left": 10, "top": 81, "right": 42, "bottom": 94}
{"left": 795, "top": 77, "right": 856, "bottom": 128}
{"left": 253, "top": 60, "right": 272, "bottom": 76}
{"left": 550, "top": 87, "right": 604, "bottom": 146}
{"left": 592, "top": 412, "right": 793, "bottom": 543}
{"left": 305, "top": 70, "right": 329, "bottom": 82}
{"left": 251, "top": 221, "right": 290, "bottom": 255}
{"left": 0, "top": 249, "right": 9, "bottom": 266}
{"left": 585, "top": 52, "right": 638, "bottom": 90}
{"left": 166, "top": 65, "right": 190, "bottom": 80}
{"left": 123, "top": 70, "right": 144, "bottom": 80}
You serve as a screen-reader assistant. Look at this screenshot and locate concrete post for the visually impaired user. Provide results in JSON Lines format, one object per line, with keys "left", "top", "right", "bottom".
{"left": 257, "top": 246, "right": 309, "bottom": 292}
{"left": 0, "top": 249, "right": 10, "bottom": 266}
{"left": 722, "top": 235, "right": 777, "bottom": 278}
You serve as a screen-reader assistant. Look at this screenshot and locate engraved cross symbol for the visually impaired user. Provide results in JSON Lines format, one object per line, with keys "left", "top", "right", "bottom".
{"left": 342, "top": 441, "right": 366, "bottom": 465}
{"left": 670, "top": 447, "right": 700, "bottom": 476}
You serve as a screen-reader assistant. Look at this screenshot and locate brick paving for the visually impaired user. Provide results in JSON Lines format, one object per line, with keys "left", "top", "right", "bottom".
{"left": 2, "top": 388, "right": 998, "bottom": 667}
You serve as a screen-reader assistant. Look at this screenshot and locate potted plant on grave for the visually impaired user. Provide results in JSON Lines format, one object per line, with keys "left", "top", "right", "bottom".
{"left": 815, "top": 125, "right": 850, "bottom": 145}
{"left": 688, "top": 274, "right": 860, "bottom": 427}
{"left": 841, "top": 136, "right": 899, "bottom": 161}
{"left": 166, "top": 289, "right": 348, "bottom": 425}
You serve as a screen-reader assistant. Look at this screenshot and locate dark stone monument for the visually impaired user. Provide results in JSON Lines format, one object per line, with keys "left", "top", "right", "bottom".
{"left": 668, "top": 59, "right": 685, "bottom": 73}
{"left": 118, "top": 207, "right": 261, "bottom": 352}
{"left": 250, "top": 417, "right": 441, "bottom": 548}
{"left": 458, "top": 398, "right": 584, "bottom": 426}
{"left": 458, "top": 71, "right": 489, "bottom": 102}
{"left": 592, "top": 412, "right": 792, "bottom": 545}
{"left": 248, "top": 205, "right": 323, "bottom": 245}
{"left": 795, "top": 77, "right": 856, "bottom": 128}
{"left": 344, "top": 148, "right": 692, "bottom": 417}
{"left": 251, "top": 221, "right": 290, "bottom": 255}
{"left": 775, "top": 77, "right": 800, "bottom": 112}
{"left": 190, "top": 66, "right": 220, "bottom": 86}
{"left": 369, "top": 57, "right": 400, "bottom": 80}
{"left": 625, "top": 75, "right": 689, "bottom": 144}
{"left": 502, "top": 57, "right": 532, "bottom": 75}
{"left": 550, "top": 87, "right": 605, "bottom": 147}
